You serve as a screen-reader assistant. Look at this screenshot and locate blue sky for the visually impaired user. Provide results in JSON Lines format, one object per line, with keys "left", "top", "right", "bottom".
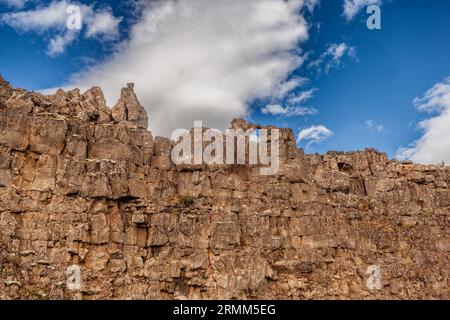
{"left": 1, "top": 0, "right": 450, "bottom": 162}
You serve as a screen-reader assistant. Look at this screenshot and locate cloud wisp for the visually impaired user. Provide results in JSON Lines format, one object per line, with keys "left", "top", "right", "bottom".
{"left": 0, "top": 0, "right": 122, "bottom": 56}
{"left": 343, "top": 0, "right": 382, "bottom": 21}
{"left": 396, "top": 77, "right": 450, "bottom": 164}
{"left": 297, "top": 125, "right": 334, "bottom": 148}
{"left": 288, "top": 88, "right": 318, "bottom": 104}
{"left": 309, "top": 42, "right": 357, "bottom": 74}
{"left": 262, "top": 104, "right": 317, "bottom": 117}
{"left": 261, "top": 85, "right": 318, "bottom": 118}
{"left": 365, "top": 119, "right": 384, "bottom": 133}
{"left": 0, "top": 0, "right": 31, "bottom": 9}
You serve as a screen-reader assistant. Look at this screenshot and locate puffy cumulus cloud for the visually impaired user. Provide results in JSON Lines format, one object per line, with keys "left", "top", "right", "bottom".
{"left": 343, "top": 0, "right": 382, "bottom": 21}
{"left": 59, "top": 0, "right": 311, "bottom": 136}
{"left": 309, "top": 42, "right": 357, "bottom": 74}
{"left": 396, "top": 77, "right": 450, "bottom": 164}
{"left": 0, "top": 0, "right": 122, "bottom": 56}
{"left": 297, "top": 125, "right": 334, "bottom": 148}
{"left": 262, "top": 104, "right": 317, "bottom": 117}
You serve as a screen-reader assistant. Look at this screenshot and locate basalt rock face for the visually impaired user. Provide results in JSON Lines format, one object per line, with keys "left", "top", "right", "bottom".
{"left": 0, "top": 77, "right": 449, "bottom": 300}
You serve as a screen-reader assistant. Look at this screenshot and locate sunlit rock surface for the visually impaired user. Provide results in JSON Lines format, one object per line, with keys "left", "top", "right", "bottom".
{"left": 0, "top": 76, "right": 449, "bottom": 299}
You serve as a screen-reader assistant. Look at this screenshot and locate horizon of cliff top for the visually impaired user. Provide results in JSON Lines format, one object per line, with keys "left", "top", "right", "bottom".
{"left": 1, "top": 73, "right": 449, "bottom": 167}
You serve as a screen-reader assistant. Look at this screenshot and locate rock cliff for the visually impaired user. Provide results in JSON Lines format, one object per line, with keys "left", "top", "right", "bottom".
{"left": 0, "top": 76, "right": 449, "bottom": 299}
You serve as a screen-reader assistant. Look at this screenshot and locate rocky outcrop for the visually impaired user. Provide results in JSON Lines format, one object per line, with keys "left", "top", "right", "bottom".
{"left": 0, "top": 76, "right": 449, "bottom": 300}
{"left": 112, "top": 83, "right": 148, "bottom": 129}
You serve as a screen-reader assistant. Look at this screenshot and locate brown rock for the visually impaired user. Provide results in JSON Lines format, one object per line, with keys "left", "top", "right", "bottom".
{"left": 0, "top": 77, "right": 449, "bottom": 300}
{"left": 112, "top": 83, "right": 148, "bottom": 129}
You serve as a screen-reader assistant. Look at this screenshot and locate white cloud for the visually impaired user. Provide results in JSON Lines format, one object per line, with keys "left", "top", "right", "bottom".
{"left": 288, "top": 88, "right": 317, "bottom": 104}
{"left": 327, "top": 43, "right": 352, "bottom": 60}
{"left": 47, "top": 29, "right": 78, "bottom": 56}
{"left": 273, "top": 77, "right": 308, "bottom": 99}
{"left": 297, "top": 125, "right": 334, "bottom": 147}
{"left": 396, "top": 77, "right": 450, "bottom": 164}
{"left": 309, "top": 42, "right": 357, "bottom": 73}
{"left": 365, "top": 119, "right": 384, "bottom": 133}
{"left": 0, "top": 0, "right": 122, "bottom": 55}
{"left": 1, "top": 0, "right": 68, "bottom": 32}
{"left": 304, "top": 0, "right": 320, "bottom": 12}
{"left": 343, "top": 0, "right": 382, "bottom": 21}
{"left": 84, "top": 7, "right": 122, "bottom": 39}
{"left": 0, "top": 0, "right": 31, "bottom": 9}
{"left": 262, "top": 104, "right": 317, "bottom": 117}
{"left": 54, "top": 0, "right": 311, "bottom": 136}
{"left": 263, "top": 82, "right": 317, "bottom": 119}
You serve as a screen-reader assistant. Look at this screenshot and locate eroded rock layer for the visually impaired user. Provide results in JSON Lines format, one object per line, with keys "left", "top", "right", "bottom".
{"left": 0, "top": 77, "right": 449, "bottom": 299}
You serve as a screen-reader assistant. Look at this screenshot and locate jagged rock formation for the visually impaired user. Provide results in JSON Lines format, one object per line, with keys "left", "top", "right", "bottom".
{"left": 0, "top": 76, "right": 449, "bottom": 299}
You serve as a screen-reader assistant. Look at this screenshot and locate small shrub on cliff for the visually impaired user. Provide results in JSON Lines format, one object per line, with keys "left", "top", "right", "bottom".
{"left": 178, "top": 194, "right": 195, "bottom": 208}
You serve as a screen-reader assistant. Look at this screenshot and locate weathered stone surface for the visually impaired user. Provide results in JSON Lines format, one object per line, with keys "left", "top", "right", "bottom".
{"left": 0, "top": 79, "right": 449, "bottom": 300}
